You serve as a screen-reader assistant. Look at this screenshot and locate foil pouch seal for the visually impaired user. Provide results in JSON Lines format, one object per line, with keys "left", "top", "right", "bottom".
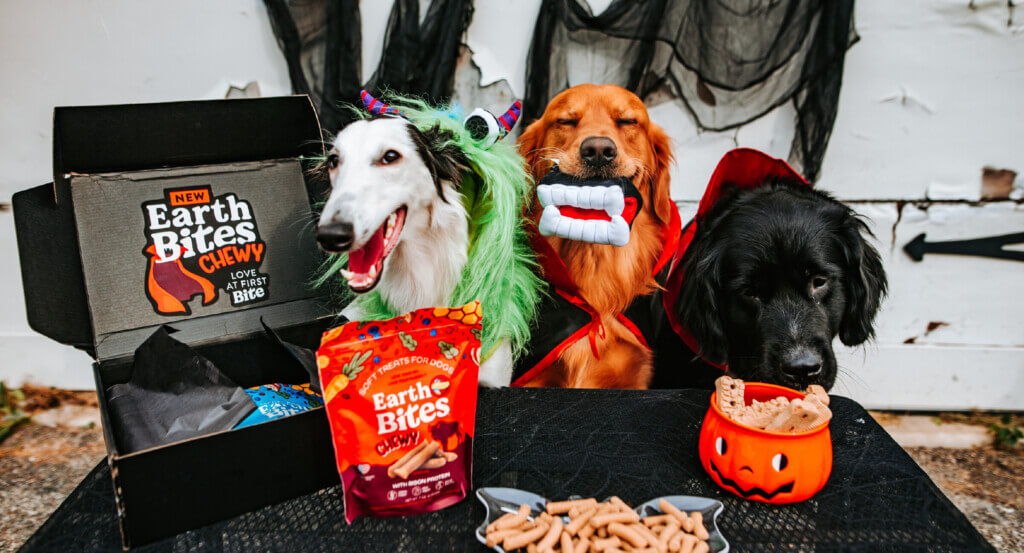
{"left": 536, "top": 165, "right": 643, "bottom": 246}
{"left": 318, "top": 302, "right": 482, "bottom": 523}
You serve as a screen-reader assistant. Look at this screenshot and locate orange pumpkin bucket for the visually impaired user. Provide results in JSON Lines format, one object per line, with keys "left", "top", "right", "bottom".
{"left": 698, "top": 382, "right": 832, "bottom": 504}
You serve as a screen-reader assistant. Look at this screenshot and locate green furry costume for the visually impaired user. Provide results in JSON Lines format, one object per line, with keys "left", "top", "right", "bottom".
{"left": 316, "top": 95, "right": 543, "bottom": 362}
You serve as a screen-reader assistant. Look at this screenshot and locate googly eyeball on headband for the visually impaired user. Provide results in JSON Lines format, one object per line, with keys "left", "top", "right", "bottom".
{"left": 462, "top": 100, "right": 523, "bottom": 148}
{"left": 464, "top": 108, "right": 501, "bottom": 147}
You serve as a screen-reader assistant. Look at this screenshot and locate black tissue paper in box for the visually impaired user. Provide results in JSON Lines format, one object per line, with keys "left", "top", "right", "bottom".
{"left": 106, "top": 326, "right": 256, "bottom": 453}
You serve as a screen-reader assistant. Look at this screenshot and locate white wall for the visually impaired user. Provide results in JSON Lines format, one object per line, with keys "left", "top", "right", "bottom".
{"left": 1, "top": 0, "right": 1021, "bottom": 409}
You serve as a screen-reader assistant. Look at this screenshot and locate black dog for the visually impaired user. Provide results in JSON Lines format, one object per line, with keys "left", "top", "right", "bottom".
{"left": 665, "top": 178, "right": 887, "bottom": 391}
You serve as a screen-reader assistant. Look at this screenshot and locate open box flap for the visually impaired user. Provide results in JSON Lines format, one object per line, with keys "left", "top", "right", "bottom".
{"left": 16, "top": 96, "right": 332, "bottom": 361}
{"left": 53, "top": 95, "right": 324, "bottom": 190}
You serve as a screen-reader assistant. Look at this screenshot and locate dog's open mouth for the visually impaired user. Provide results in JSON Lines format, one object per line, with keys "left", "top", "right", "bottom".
{"left": 340, "top": 207, "right": 406, "bottom": 292}
{"left": 536, "top": 166, "right": 642, "bottom": 247}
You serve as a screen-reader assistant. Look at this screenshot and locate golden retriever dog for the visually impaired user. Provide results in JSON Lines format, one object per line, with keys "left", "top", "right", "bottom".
{"left": 517, "top": 84, "right": 675, "bottom": 388}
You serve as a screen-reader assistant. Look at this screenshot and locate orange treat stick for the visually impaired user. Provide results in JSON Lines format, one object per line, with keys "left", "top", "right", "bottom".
{"left": 486, "top": 527, "right": 522, "bottom": 547}
{"left": 566, "top": 507, "right": 597, "bottom": 534}
{"left": 608, "top": 496, "right": 630, "bottom": 512}
{"left": 578, "top": 522, "right": 596, "bottom": 540}
{"left": 692, "top": 541, "right": 709, "bottom": 553}
{"left": 642, "top": 514, "right": 673, "bottom": 527}
{"left": 421, "top": 457, "right": 447, "bottom": 470}
{"left": 631, "top": 522, "right": 667, "bottom": 553}
{"left": 591, "top": 510, "right": 640, "bottom": 528}
{"left": 560, "top": 531, "right": 574, "bottom": 553}
{"left": 490, "top": 504, "right": 531, "bottom": 533}
{"left": 537, "top": 516, "right": 563, "bottom": 553}
{"left": 607, "top": 522, "right": 646, "bottom": 549}
{"left": 547, "top": 498, "right": 598, "bottom": 515}
{"left": 393, "top": 441, "right": 440, "bottom": 479}
{"left": 386, "top": 439, "right": 429, "bottom": 477}
{"left": 677, "top": 534, "right": 699, "bottom": 553}
{"left": 657, "top": 499, "right": 693, "bottom": 532}
{"left": 591, "top": 536, "right": 621, "bottom": 551}
{"left": 690, "top": 512, "right": 709, "bottom": 541}
{"left": 503, "top": 521, "right": 550, "bottom": 551}
{"left": 658, "top": 520, "right": 681, "bottom": 549}
{"left": 667, "top": 532, "right": 684, "bottom": 553}
{"left": 573, "top": 537, "right": 590, "bottom": 553}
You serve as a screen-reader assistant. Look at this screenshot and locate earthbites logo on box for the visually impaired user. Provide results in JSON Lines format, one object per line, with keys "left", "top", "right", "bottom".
{"left": 141, "top": 185, "right": 270, "bottom": 315}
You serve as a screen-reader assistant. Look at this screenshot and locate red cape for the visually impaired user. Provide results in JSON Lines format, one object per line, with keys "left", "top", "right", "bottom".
{"left": 512, "top": 148, "right": 808, "bottom": 386}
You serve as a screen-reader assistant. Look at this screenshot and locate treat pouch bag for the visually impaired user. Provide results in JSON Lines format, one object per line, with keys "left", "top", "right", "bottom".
{"left": 318, "top": 301, "right": 482, "bottom": 522}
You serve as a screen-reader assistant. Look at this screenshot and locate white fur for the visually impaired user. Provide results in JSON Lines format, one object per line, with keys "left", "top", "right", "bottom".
{"left": 324, "top": 118, "right": 513, "bottom": 386}
{"left": 478, "top": 340, "right": 513, "bottom": 388}
{"left": 321, "top": 117, "right": 469, "bottom": 315}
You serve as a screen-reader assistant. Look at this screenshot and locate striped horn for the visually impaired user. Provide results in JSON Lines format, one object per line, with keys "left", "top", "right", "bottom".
{"left": 496, "top": 100, "right": 522, "bottom": 139}
{"left": 360, "top": 90, "right": 405, "bottom": 118}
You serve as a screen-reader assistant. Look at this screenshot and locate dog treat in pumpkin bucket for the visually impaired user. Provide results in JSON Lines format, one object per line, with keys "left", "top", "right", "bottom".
{"left": 318, "top": 302, "right": 482, "bottom": 522}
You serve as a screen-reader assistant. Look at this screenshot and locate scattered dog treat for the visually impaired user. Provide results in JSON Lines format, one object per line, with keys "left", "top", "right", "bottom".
{"left": 319, "top": 302, "right": 482, "bottom": 523}
{"left": 714, "top": 376, "right": 831, "bottom": 433}
{"left": 483, "top": 497, "right": 713, "bottom": 553}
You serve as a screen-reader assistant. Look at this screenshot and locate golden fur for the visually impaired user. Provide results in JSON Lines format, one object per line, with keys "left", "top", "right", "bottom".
{"left": 517, "top": 84, "right": 674, "bottom": 388}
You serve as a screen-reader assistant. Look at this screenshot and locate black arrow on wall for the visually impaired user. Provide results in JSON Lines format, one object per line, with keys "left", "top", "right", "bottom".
{"left": 903, "top": 232, "right": 1024, "bottom": 262}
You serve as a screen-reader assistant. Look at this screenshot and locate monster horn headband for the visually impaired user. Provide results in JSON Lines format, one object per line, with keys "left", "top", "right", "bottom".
{"left": 464, "top": 100, "right": 522, "bottom": 147}
{"left": 360, "top": 90, "right": 407, "bottom": 118}
{"left": 360, "top": 90, "right": 521, "bottom": 147}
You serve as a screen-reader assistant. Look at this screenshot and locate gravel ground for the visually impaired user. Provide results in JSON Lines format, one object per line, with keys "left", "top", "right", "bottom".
{"left": 905, "top": 446, "right": 1024, "bottom": 553}
{"left": 0, "top": 400, "right": 1021, "bottom": 553}
{"left": 0, "top": 423, "right": 106, "bottom": 553}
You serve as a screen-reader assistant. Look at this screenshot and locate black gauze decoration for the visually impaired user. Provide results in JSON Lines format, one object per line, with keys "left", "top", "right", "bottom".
{"left": 106, "top": 327, "right": 255, "bottom": 453}
{"left": 524, "top": 0, "right": 857, "bottom": 182}
{"left": 263, "top": 0, "right": 473, "bottom": 134}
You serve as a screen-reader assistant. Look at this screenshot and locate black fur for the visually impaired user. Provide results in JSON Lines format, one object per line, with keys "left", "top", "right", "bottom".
{"left": 673, "top": 179, "right": 887, "bottom": 391}
{"left": 405, "top": 121, "right": 470, "bottom": 203}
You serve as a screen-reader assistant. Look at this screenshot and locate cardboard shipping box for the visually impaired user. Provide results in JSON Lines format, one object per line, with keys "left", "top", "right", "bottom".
{"left": 13, "top": 96, "right": 341, "bottom": 547}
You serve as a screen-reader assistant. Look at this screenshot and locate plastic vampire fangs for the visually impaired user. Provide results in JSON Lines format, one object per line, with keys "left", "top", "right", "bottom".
{"left": 536, "top": 165, "right": 643, "bottom": 247}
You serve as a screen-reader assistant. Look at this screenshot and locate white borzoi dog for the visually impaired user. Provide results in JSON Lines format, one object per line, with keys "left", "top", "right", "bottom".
{"left": 315, "top": 94, "right": 539, "bottom": 387}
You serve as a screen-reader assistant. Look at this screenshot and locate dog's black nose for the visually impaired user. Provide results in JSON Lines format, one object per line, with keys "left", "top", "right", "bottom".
{"left": 316, "top": 222, "right": 355, "bottom": 253}
{"left": 781, "top": 347, "right": 823, "bottom": 379}
{"left": 580, "top": 137, "right": 617, "bottom": 168}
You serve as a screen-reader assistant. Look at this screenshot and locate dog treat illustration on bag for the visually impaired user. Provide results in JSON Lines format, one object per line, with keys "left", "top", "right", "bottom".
{"left": 141, "top": 185, "right": 270, "bottom": 315}
{"left": 318, "top": 302, "right": 481, "bottom": 523}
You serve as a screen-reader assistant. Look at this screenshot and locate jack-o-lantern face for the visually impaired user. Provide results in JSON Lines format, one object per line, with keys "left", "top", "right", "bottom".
{"left": 698, "top": 383, "right": 833, "bottom": 504}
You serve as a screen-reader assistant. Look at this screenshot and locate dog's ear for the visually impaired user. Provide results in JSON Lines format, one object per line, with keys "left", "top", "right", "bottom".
{"left": 408, "top": 123, "right": 470, "bottom": 203}
{"left": 517, "top": 118, "right": 546, "bottom": 180}
{"left": 837, "top": 214, "right": 888, "bottom": 346}
{"left": 675, "top": 226, "right": 729, "bottom": 364}
{"left": 646, "top": 122, "right": 676, "bottom": 227}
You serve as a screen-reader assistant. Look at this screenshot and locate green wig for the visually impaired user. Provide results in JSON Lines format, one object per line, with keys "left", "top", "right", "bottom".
{"left": 316, "top": 94, "right": 544, "bottom": 362}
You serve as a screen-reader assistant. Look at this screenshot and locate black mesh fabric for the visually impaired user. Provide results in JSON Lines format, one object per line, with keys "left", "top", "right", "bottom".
{"left": 524, "top": 0, "right": 857, "bottom": 182}
{"left": 18, "top": 389, "right": 993, "bottom": 553}
{"left": 263, "top": 0, "right": 473, "bottom": 134}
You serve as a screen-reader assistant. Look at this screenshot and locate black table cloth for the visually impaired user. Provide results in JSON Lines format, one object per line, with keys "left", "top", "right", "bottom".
{"left": 18, "top": 388, "right": 994, "bottom": 553}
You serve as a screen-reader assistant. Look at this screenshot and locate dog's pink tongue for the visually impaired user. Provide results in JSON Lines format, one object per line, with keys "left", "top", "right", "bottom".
{"left": 348, "top": 224, "right": 386, "bottom": 273}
